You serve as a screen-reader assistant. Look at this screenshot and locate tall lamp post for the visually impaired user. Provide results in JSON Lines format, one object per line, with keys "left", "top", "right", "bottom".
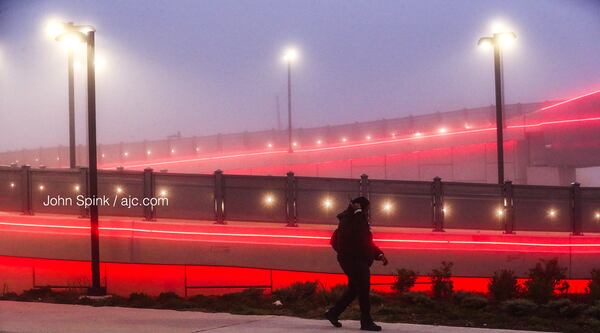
{"left": 50, "top": 21, "right": 105, "bottom": 296}
{"left": 477, "top": 31, "right": 517, "bottom": 185}
{"left": 282, "top": 47, "right": 299, "bottom": 153}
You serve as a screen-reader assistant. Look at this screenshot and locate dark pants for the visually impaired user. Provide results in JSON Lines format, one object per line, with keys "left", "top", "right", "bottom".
{"left": 328, "top": 255, "right": 373, "bottom": 324}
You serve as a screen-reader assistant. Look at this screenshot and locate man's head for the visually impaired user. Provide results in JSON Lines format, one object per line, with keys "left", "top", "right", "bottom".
{"left": 350, "top": 196, "right": 370, "bottom": 211}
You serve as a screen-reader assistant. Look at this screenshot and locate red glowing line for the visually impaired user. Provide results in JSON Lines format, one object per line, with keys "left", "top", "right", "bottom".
{"left": 2, "top": 221, "right": 600, "bottom": 249}
{"left": 107, "top": 115, "right": 600, "bottom": 170}
{"left": 540, "top": 89, "right": 600, "bottom": 111}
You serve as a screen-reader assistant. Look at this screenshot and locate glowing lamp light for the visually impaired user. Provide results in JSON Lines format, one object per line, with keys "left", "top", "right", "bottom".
{"left": 316, "top": 139, "right": 322, "bottom": 145}
{"left": 74, "top": 185, "right": 80, "bottom": 192}
{"left": 497, "top": 32, "right": 517, "bottom": 47}
{"left": 39, "top": 185, "right": 45, "bottom": 191}
{"left": 9, "top": 182, "right": 15, "bottom": 189}
{"left": 341, "top": 137, "right": 348, "bottom": 143}
{"left": 322, "top": 198, "right": 334, "bottom": 210}
{"left": 438, "top": 127, "right": 447, "bottom": 134}
{"left": 35, "top": 158, "right": 39, "bottom": 162}
{"left": 382, "top": 201, "right": 393, "bottom": 214}
{"left": 442, "top": 206, "right": 449, "bottom": 215}
{"left": 159, "top": 189, "right": 168, "bottom": 197}
{"left": 267, "top": 143, "right": 273, "bottom": 148}
{"left": 464, "top": 123, "right": 471, "bottom": 129}
{"left": 171, "top": 149, "right": 176, "bottom": 154}
{"left": 292, "top": 142, "right": 298, "bottom": 147}
{"left": 195, "top": 147, "right": 200, "bottom": 152}
{"left": 477, "top": 38, "right": 493, "bottom": 50}
{"left": 366, "top": 135, "right": 372, "bottom": 141}
{"left": 282, "top": 47, "right": 299, "bottom": 63}
{"left": 56, "top": 157, "right": 60, "bottom": 160}
{"left": 594, "top": 212, "right": 600, "bottom": 220}
{"left": 116, "top": 186, "right": 124, "bottom": 194}
{"left": 146, "top": 150, "right": 151, "bottom": 155}
{"left": 413, "top": 132, "right": 422, "bottom": 137}
{"left": 495, "top": 207, "right": 504, "bottom": 217}
{"left": 101, "top": 154, "right": 105, "bottom": 158}
{"left": 548, "top": 209, "right": 557, "bottom": 218}
{"left": 263, "top": 194, "right": 275, "bottom": 206}
{"left": 45, "top": 20, "right": 66, "bottom": 39}
{"left": 123, "top": 152, "right": 129, "bottom": 157}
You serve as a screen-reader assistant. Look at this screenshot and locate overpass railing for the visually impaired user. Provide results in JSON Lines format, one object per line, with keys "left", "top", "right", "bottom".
{"left": 1, "top": 165, "right": 599, "bottom": 234}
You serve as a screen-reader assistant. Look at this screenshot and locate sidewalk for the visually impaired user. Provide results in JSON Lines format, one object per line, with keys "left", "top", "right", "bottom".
{"left": 0, "top": 301, "right": 546, "bottom": 333}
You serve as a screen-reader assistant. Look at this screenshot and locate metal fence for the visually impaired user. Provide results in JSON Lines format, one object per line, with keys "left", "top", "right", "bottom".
{"left": 1, "top": 165, "right": 598, "bottom": 234}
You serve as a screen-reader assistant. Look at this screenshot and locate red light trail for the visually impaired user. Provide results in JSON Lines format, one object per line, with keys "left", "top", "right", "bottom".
{"left": 2, "top": 220, "right": 600, "bottom": 254}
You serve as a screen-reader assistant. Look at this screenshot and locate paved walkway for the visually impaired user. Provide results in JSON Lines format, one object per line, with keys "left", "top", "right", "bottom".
{"left": 0, "top": 301, "right": 546, "bottom": 333}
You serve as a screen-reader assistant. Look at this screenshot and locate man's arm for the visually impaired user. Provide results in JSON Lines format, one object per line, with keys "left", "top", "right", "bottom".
{"left": 356, "top": 213, "right": 386, "bottom": 263}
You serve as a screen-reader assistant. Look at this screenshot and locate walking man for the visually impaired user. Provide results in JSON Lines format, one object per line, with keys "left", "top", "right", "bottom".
{"left": 325, "top": 196, "right": 388, "bottom": 331}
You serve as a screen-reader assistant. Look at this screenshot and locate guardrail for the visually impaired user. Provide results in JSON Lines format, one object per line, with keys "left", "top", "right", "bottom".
{"left": 1, "top": 165, "right": 599, "bottom": 234}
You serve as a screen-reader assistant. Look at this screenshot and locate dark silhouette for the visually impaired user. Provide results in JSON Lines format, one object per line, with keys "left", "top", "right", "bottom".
{"left": 325, "top": 196, "right": 388, "bottom": 331}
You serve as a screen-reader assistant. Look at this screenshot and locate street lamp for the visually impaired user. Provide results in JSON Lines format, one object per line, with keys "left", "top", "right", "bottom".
{"left": 282, "top": 47, "right": 299, "bottom": 153}
{"left": 49, "top": 20, "right": 104, "bottom": 296}
{"left": 478, "top": 31, "right": 516, "bottom": 184}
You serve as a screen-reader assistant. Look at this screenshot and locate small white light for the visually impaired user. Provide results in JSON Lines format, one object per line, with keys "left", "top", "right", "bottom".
{"left": 366, "top": 135, "right": 372, "bottom": 140}
{"left": 267, "top": 143, "right": 273, "bottom": 148}
{"left": 39, "top": 185, "right": 45, "bottom": 191}
{"left": 316, "top": 139, "right": 322, "bottom": 145}
{"left": 74, "top": 185, "right": 80, "bottom": 192}
{"left": 101, "top": 154, "right": 105, "bottom": 158}
{"left": 146, "top": 150, "right": 151, "bottom": 155}
{"left": 323, "top": 198, "right": 334, "bottom": 209}
{"left": 159, "top": 189, "right": 168, "bottom": 197}
{"left": 124, "top": 152, "right": 129, "bottom": 157}
{"left": 391, "top": 133, "right": 396, "bottom": 138}
{"left": 341, "top": 137, "right": 347, "bottom": 143}
{"left": 496, "top": 207, "right": 504, "bottom": 217}
{"left": 292, "top": 142, "right": 298, "bottom": 147}
{"left": 438, "top": 127, "right": 447, "bottom": 134}
{"left": 10, "top": 182, "right": 15, "bottom": 188}
{"left": 548, "top": 209, "right": 557, "bottom": 218}
{"left": 382, "top": 201, "right": 393, "bottom": 214}
{"left": 595, "top": 212, "right": 600, "bottom": 220}
{"left": 171, "top": 149, "right": 175, "bottom": 153}
{"left": 56, "top": 157, "right": 60, "bottom": 160}
{"left": 116, "top": 186, "right": 123, "bottom": 194}
{"left": 35, "top": 158, "right": 39, "bottom": 162}
{"left": 464, "top": 123, "right": 471, "bottom": 129}
{"left": 195, "top": 147, "right": 200, "bottom": 152}
{"left": 414, "top": 132, "right": 422, "bottom": 137}
{"left": 264, "top": 194, "right": 275, "bottom": 206}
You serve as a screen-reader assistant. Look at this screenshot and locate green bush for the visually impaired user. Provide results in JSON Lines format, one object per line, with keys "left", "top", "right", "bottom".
{"left": 401, "top": 292, "right": 433, "bottom": 307}
{"left": 488, "top": 269, "right": 520, "bottom": 302}
{"left": 454, "top": 292, "right": 488, "bottom": 309}
{"left": 392, "top": 268, "right": 417, "bottom": 294}
{"left": 430, "top": 261, "right": 453, "bottom": 299}
{"left": 587, "top": 269, "right": 600, "bottom": 301}
{"left": 501, "top": 298, "right": 538, "bottom": 316}
{"left": 524, "top": 258, "right": 567, "bottom": 304}
{"left": 546, "top": 298, "right": 586, "bottom": 318}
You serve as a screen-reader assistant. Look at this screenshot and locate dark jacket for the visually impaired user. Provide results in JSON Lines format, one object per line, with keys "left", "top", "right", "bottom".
{"left": 331, "top": 206, "right": 384, "bottom": 265}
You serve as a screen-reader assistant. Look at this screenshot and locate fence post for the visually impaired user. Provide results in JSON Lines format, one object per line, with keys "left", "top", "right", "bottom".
{"left": 20, "top": 165, "right": 33, "bottom": 215}
{"left": 214, "top": 169, "right": 225, "bottom": 224}
{"left": 432, "top": 176, "right": 444, "bottom": 232}
{"left": 503, "top": 180, "right": 515, "bottom": 234}
{"left": 79, "top": 167, "right": 89, "bottom": 218}
{"left": 143, "top": 168, "right": 155, "bottom": 221}
{"left": 360, "top": 174, "right": 369, "bottom": 197}
{"left": 286, "top": 171, "right": 297, "bottom": 227}
{"left": 571, "top": 182, "right": 582, "bottom": 236}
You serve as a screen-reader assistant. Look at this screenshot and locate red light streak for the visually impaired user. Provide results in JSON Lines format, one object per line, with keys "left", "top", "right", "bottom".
{"left": 102, "top": 114, "right": 600, "bottom": 170}
{"left": 540, "top": 89, "right": 600, "bottom": 111}
{"left": 2, "top": 220, "right": 600, "bottom": 253}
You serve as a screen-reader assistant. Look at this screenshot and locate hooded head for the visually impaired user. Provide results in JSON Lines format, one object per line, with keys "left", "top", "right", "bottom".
{"left": 351, "top": 196, "right": 370, "bottom": 212}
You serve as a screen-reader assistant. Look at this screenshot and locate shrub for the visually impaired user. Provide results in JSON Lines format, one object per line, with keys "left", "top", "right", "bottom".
{"left": 273, "top": 281, "right": 319, "bottom": 304}
{"left": 128, "top": 292, "right": 154, "bottom": 308}
{"left": 545, "top": 298, "right": 586, "bottom": 318}
{"left": 524, "top": 258, "right": 567, "bottom": 304}
{"left": 321, "top": 284, "right": 346, "bottom": 305}
{"left": 488, "top": 269, "right": 520, "bottom": 302}
{"left": 392, "top": 268, "right": 418, "bottom": 294}
{"left": 501, "top": 298, "right": 538, "bottom": 316}
{"left": 585, "top": 303, "right": 600, "bottom": 320}
{"left": 430, "top": 261, "right": 453, "bottom": 299}
{"left": 156, "top": 292, "right": 186, "bottom": 309}
{"left": 587, "top": 269, "right": 600, "bottom": 301}
{"left": 454, "top": 291, "right": 488, "bottom": 309}
{"left": 401, "top": 292, "right": 434, "bottom": 307}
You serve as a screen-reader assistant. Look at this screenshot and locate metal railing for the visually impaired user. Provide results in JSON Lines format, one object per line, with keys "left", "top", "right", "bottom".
{"left": 1, "top": 165, "right": 599, "bottom": 234}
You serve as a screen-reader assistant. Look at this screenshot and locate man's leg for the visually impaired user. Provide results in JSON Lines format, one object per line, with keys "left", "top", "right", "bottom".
{"left": 327, "top": 259, "right": 358, "bottom": 318}
{"left": 355, "top": 262, "right": 374, "bottom": 325}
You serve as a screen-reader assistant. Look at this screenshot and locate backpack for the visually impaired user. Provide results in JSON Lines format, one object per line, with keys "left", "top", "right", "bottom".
{"left": 330, "top": 228, "right": 339, "bottom": 252}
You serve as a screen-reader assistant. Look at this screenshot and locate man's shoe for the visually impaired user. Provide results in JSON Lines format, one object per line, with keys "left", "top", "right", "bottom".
{"left": 360, "top": 322, "right": 382, "bottom": 331}
{"left": 324, "top": 311, "right": 342, "bottom": 328}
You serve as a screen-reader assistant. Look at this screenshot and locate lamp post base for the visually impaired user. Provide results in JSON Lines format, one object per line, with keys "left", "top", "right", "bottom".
{"left": 87, "top": 286, "right": 107, "bottom": 296}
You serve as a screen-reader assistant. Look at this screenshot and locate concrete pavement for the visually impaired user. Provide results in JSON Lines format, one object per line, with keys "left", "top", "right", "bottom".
{"left": 0, "top": 301, "right": 546, "bottom": 333}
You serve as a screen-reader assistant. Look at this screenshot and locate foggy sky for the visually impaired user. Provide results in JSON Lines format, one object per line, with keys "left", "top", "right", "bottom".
{"left": 0, "top": 0, "right": 599, "bottom": 151}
